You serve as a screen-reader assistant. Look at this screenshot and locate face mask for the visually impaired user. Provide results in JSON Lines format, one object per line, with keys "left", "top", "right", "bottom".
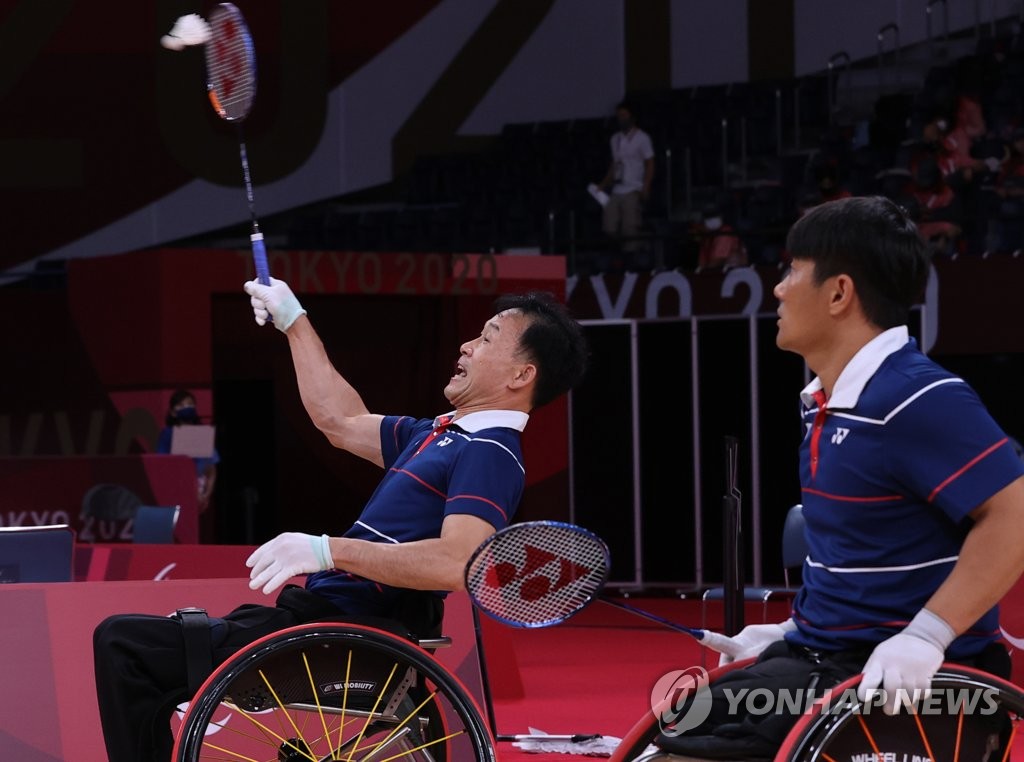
{"left": 175, "top": 406, "right": 199, "bottom": 424}
{"left": 705, "top": 216, "right": 723, "bottom": 231}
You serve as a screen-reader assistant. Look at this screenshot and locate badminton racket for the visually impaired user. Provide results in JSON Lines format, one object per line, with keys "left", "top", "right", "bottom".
{"left": 204, "top": 3, "right": 270, "bottom": 287}
{"left": 465, "top": 521, "right": 742, "bottom": 658}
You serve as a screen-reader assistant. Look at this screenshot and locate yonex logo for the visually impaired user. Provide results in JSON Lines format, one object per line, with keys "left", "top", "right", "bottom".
{"left": 437, "top": 436, "right": 453, "bottom": 447}
{"left": 831, "top": 427, "right": 850, "bottom": 445}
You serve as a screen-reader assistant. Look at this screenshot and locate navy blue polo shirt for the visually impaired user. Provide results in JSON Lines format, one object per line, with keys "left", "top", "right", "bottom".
{"left": 787, "top": 326, "right": 1024, "bottom": 659}
{"left": 305, "top": 409, "right": 527, "bottom": 616}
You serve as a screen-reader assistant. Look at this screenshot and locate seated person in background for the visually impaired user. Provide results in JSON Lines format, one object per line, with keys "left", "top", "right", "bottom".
{"left": 695, "top": 205, "right": 747, "bottom": 270}
{"left": 94, "top": 283, "right": 588, "bottom": 762}
{"left": 155, "top": 389, "right": 218, "bottom": 513}
{"left": 920, "top": 113, "right": 985, "bottom": 184}
{"left": 656, "top": 196, "right": 1024, "bottom": 760}
{"left": 910, "top": 156, "right": 963, "bottom": 254}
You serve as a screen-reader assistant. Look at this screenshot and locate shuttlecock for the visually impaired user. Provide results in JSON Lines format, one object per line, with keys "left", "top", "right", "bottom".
{"left": 160, "top": 13, "right": 212, "bottom": 50}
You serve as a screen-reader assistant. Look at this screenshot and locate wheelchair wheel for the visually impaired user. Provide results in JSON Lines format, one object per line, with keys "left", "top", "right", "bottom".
{"left": 173, "top": 622, "right": 496, "bottom": 762}
{"left": 776, "top": 664, "right": 1024, "bottom": 762}
{"left": 609, "top": 660, "right": 755, "bottom": 762}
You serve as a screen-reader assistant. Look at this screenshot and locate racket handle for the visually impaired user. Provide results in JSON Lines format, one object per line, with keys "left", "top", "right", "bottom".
{"left": 251, "top": 232, "right": 270, "bottom": 286}
{"left": 699, "top": 629, "right": 743, "bottom": 658}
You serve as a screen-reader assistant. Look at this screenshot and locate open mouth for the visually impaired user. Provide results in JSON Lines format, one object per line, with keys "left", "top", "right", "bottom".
{"left": 452, "top": 361, "right": 468, "bottom": 379}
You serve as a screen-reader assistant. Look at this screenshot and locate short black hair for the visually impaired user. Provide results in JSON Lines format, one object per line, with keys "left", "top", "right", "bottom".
{"left": 786, "top": 196, "right": 930, "bottom": 329}
{"left": 492, "top": 292, "right": 588, "bottom": 409}
{"left": 168, "top": 389, "right": 195, "bottom": 410}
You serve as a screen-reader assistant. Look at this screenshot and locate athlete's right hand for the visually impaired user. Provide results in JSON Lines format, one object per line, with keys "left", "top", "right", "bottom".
{"left": 719, "top": 619, "right": 797, "bottom": 666}
{"left": 243, "top": 277, "right": 307, "bottom": 332}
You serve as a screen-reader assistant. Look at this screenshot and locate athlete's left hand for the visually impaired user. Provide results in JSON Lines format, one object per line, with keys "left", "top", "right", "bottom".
{"left": 246, "top": 532, "right": 334, "bottom": 595}
{"left": 857, "top": 608, "right": 955, "bottom": 714}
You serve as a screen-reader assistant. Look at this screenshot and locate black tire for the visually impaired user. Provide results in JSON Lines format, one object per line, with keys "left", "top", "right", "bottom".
{"left": 173, "top": 622, "right": 496, "bottom": 762}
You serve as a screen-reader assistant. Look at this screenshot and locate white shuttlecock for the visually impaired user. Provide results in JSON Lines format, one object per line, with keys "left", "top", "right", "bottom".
{"left": 160, "top": 13, "right": 212, "bottom": 50}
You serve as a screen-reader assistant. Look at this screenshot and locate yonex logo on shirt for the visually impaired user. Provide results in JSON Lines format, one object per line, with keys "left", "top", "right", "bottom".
{"left": 831, "top": 428, "right": 850, "bottom": 445}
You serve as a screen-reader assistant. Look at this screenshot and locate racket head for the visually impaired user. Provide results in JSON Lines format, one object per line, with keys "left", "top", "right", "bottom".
{"left": 204, "top": 3, "right": 257, "bottom": 122}
{"left": 465, "top": 520, "right": 610, "bottom": 629}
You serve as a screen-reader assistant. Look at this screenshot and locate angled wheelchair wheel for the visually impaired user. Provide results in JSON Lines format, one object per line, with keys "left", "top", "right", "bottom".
{"left": 776, "top": 664, "right": 1024, "bottom": 762}
{"left": 173, "top": 622, "right": 496, "bottom": 762}
{"left": 609, "top": 659, "right": 755, "bottom": 762}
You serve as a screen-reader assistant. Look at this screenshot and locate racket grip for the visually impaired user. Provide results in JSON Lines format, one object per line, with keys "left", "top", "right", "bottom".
{"left": 699, "top": 630, "right": 743, "bottom": 658}
{"left": 251, "top": 232, "right": 270, "bottom": 286}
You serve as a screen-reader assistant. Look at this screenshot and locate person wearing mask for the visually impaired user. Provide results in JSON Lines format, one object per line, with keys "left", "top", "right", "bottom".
{"left": 155, "top": 390, "right": 218, "bottom": 513}
{"left": 597, "top": 101, "right": 655, "bottom": 252}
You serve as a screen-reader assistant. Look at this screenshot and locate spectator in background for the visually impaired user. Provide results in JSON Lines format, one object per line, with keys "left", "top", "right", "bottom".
{"left": 597, "top": 101, "right": 654, "bottom": 252}
{"left": 696, "top": 204, "right": 747, "bottom": 270}
{"left": 156, "top": 389, "right": 218, "bottom": 512}
{"left": 920, "top": 114, "right": 984, "bottom": 184}
{"left": 910, "top": 157, "right": 963, "bottom": 255}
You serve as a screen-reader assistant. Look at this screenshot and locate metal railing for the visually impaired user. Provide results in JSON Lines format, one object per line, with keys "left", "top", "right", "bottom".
{"left": 827, "top": 51, "right": 851, "bottom": 124}
{"left": 877, "top": 22, "right": 901, "bottom": 91}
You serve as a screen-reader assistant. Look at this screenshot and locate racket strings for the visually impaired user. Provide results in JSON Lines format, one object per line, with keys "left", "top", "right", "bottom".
{"left": 466, "top": 525, "right": 608, "bottom": 627}
{"left": 205, "top": 5, "right": 256, "bottom": 121}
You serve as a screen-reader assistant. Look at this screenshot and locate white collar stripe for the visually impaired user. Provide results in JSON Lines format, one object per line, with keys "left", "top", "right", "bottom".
{"left": 800, "top": 326, "right": 909, "bottom": 409}
{"left": 436, "top": 410, "right": 529, "bottom": 433}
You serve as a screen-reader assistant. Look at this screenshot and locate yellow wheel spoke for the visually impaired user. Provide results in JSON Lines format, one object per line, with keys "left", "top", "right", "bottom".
{"left": 219, "top": 703, "right": 314, "bottom": 762}
{"left": 302, "top": 651, "right": 337, "bottom": 760}
{"left": 202, "top": 708, "right": 284, "bottom": 751}
{"left": 356, "top": 690, "right": 439, "bottom": 758}
{"left": 374, "top": 729, "right": 464, "bottom": 762}
{"left": 198, "top": 741, "right": 262, "bottom": 762}
{"left": 257, "top": 668, "right": 318, "bottom": 762}
{"left": 334, "top": 650, "right": 354, "bottom": 756}
{"left": 345, "top": 662, "right": 399, "bottom": 762}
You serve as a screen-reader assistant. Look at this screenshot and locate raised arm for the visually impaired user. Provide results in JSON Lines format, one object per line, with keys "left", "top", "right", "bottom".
{"left": 244, "top": 278, "right": 384, "bottom": 466}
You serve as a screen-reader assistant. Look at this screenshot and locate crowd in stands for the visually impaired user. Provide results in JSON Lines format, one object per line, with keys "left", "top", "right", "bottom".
{"left": 281, "top": 22, "right": 1024, "bottom": 274}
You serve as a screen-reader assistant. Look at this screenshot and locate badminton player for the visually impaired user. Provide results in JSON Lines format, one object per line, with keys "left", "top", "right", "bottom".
{"left": 93, "top": 282, "right": 586, "bottom": 762}
{"left": 657, "top": 196, "right": 1024, "bottom": 759}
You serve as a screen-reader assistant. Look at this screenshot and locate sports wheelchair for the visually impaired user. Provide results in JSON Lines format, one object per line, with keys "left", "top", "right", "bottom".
{"left": 172, "top": 619, "right": 496, "bottom": 761}
{"left": 611, "top": 658, "right": 1024, "bottom": 762}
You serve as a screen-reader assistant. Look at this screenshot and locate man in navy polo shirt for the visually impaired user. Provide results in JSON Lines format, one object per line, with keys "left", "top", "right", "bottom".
{"left": 657, "top": 196, "right": 1024, "bottom": 759}
{"left": 93, "top": 283, "right": 587, "bottom": 762}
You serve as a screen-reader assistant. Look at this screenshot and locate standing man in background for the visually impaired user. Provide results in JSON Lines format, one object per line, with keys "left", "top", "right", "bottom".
{"left": 597, "top": 101, "right": 654, "bottom": 252}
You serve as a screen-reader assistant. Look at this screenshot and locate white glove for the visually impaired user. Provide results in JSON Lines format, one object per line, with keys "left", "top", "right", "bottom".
{"left": 857, "top": 608, "right": 955, "bottom": 714}
{"left": 243, "top": 278, "right": 307, "bottom": 332}
{"left": 719, "top": 619, "right": 798, "bottom": 666}
{"left": 246, "top": 532, "right": 333, "bottom": 595}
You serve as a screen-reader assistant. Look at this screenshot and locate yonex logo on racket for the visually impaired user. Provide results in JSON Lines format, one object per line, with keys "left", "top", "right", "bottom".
{"left": 212, "top": 20, "right": 242, "bottom": 99}
{"left": 485, "top": 543, "right": 595, "bottom": 602}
